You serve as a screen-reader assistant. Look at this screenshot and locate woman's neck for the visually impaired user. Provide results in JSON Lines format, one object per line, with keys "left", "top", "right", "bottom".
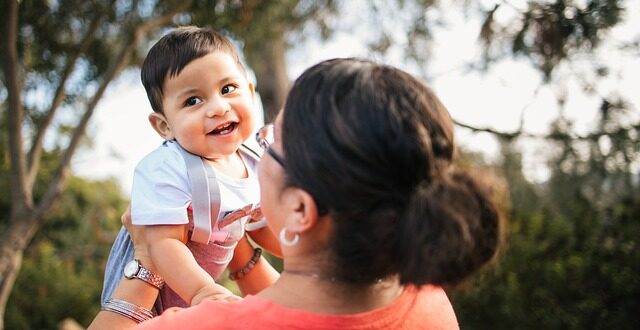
{"left": 257, "top": 270, "right": 403, "bottom": 315}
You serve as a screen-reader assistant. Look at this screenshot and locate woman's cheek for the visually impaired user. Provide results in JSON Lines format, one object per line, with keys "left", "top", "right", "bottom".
{"left": 257, "top": 159, "right": 282, "bottom": 233}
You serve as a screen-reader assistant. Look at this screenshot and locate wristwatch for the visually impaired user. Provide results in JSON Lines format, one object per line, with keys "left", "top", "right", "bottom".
{"left": 124, "top": 259, "right": 164, "bottom": 290}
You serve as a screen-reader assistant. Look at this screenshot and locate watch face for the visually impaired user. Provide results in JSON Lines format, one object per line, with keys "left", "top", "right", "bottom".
{"left": 124, "top": 260, "right": 139, "bottom": 278}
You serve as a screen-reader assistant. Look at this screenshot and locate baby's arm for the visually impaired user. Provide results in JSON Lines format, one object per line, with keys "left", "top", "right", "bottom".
{"left": 145, "top": 224, "right": 238, "bottom": 305}
{"left": 228, "top": 236, "right": 279, "bottom": 295}
{"left": 246, "top": 226, "right": 282, "bottom": 257}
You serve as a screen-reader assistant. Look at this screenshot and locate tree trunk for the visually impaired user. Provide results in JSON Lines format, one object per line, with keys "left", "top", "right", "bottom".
{"left": 0, "top": 250, "right": 21, "bottom": 330}
{"left": 247, "top": 33, "right": 290, "bottom": 123}
{"left": 0, "top": 2, "right": 192, "bottom": 327}
{"left": 0, "top": 2, "right": 30, "bottom": 327}
{"left": 0, "top": 214, "right": 36, "bottom": 330}
{"left": 0, "top": 5, "right": 191, "bottom": 327}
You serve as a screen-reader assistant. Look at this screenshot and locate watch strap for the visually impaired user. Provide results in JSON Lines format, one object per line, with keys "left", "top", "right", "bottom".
{"left": 128, "top": 260, "right": 164, "bottom": 289}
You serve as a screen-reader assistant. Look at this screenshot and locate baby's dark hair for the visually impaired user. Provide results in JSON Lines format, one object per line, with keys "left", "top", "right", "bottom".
{"left": 282, "top": 58, "right": 504, "bottom": 287}
{"left": 141, "top": 26, "right": 245, "bottom": 113}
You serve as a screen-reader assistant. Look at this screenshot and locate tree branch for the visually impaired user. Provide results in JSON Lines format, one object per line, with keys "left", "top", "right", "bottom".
{"left": 26, "top": 14, "right": 103, "bottom": 188}
{"left": 1, "top": 0, "right": 31, "bottom": 215}
{"left": 32, "top": 2, "right": 192, "bottom": 222}
{"left": 454, "top": 119, "right": 640, "bottom": 142}
{"left": 134, "top": 0, "right": 193, "bottom": 36}
{"left": 454, "top": 120, "right": 524, "bottom": 140}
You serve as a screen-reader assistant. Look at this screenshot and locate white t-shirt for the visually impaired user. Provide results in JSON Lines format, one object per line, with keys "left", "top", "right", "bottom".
{"left": 131, "top": 140, "right": 260, "bottom": 231}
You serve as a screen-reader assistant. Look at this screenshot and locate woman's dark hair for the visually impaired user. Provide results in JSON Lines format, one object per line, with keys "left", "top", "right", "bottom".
{"left": 282, "top": 58, "right": 504, "bottom": 286}
{"left": 141, "top": 26, "right": 245, "bottom": 113}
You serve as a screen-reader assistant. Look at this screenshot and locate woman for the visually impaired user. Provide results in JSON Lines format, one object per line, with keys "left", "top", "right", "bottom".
{"left": 90, "top": 58, "right": 504, "bottom": 329}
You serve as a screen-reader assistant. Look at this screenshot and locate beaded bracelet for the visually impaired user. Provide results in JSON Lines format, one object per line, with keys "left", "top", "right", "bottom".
{"left": 229, "top": 247, "right": 262, "bottom": 281}
{"left": 102, "top": 298, "right": 154, "bottom": 323}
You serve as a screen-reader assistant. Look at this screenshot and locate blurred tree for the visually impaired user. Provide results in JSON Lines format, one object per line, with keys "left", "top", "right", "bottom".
{"left": 0, "top": 114, "right": 126, "bottom": 329}
{"left": 1, "top": 0, "right": 637, "bottom": 327}
{"left": 4, "top": 176, "right": 127, "bottom": 329}
{"left": 464, "top": 0, "right": 636, "bottom": 138}
{"left": 0, "top": 0, "right": 191, "bottom": 327}
{"left": 449, "top": 1, "right": 639, "bottom": 328}
{"left": 453, "top": 107, "right": 640, "bottom": 328}
{"left": 478, "top": 0, "right": 625, "bottom": 79}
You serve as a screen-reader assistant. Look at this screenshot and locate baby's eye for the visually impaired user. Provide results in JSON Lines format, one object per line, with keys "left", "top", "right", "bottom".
{"left": 221, "top": 84, "right": 237, "bottom": 95}
{"left": 184, "top": 96, "right": 203, "bottom": 107}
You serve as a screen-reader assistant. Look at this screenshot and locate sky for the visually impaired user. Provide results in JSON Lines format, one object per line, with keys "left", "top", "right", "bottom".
{"left": 72, "top": 1, "right": 640, "bottom": 196}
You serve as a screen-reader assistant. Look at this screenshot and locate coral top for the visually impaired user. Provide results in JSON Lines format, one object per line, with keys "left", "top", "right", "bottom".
{"left": 135, "top": 285, "right": 459, "bottom": 329}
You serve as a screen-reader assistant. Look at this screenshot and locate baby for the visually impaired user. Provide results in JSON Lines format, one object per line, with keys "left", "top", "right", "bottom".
{"left": 102, "top": 26, "right": 279, "bottom": 313}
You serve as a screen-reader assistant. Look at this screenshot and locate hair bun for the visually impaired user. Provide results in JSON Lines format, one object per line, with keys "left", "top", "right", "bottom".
{"left": 397, "top": 170, "right": 504, "bottom": 286}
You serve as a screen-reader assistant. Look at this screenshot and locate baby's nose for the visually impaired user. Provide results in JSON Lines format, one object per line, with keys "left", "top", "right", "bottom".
{"left": 206, "top": 98, "right": 231, "bottom": 117}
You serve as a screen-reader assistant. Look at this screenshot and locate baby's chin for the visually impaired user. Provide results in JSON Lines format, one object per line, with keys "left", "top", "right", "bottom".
{"left": 201, "top": 144, "right": 246, "bottom": 161}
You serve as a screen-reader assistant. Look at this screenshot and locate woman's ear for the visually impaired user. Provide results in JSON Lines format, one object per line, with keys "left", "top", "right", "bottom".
{"left": 283, "top": 188, "right": 320, "bottom": 234}
{"left": 148, "top": 112, "right": 174, "bottom": 140}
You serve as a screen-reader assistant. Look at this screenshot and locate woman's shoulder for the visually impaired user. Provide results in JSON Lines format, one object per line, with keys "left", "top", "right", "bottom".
{"left": 336, "top": 285, "right": 459, "bottom": 330}
{"left": 410, "top": 285, "right": 459, "bottom": 328}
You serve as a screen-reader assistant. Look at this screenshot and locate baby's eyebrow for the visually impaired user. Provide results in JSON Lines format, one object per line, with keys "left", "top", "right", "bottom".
{"left": 218, "top": 75, "right": 243, "bottom": 85}
{"left": 174, "top": 88, "right": 199, "bottom": 99}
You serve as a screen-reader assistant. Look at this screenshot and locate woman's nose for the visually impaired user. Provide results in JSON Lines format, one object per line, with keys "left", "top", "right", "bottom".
{"left": 206, "top": 97, "right": 231, "bottom": 117}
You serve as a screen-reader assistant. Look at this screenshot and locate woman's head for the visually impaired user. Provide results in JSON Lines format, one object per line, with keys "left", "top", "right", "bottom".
{"left": 270, "top": 58, "right": 503, "bottom": 287}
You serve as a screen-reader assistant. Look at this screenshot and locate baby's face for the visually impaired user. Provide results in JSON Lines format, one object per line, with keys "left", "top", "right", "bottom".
{"left": 160, "top": 51, "right": 255, "bottom": 160}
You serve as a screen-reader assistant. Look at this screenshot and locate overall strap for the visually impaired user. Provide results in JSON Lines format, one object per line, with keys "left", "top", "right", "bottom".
{"left": 202, "top": 161, "right": 229, "bottom": 242}
{"left": 238, "top": 143, "right": 268, "bottom": 231}
{"left": 177, "top": 145, "right": 220, "bottom": 244}
{"left": 178, "top": 143, "right": 262, "bottom": 244}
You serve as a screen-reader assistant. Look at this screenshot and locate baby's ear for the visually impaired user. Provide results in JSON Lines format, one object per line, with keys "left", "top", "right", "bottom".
{"left": 148, "top": 112, "right": 174, "bottom": 140}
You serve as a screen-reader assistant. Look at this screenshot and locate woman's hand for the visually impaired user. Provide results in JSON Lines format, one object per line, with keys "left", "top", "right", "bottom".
{"left": 121, "top": 205, "right": 155, "bottom": 272}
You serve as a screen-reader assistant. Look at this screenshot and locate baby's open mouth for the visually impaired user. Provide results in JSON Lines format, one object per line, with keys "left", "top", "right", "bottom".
{"left": 209, "top": 122, "right": 238, "bottom": 135}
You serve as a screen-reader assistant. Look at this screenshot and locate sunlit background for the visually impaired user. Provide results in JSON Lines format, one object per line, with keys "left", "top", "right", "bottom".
{"left": 75, "top": 1, "right": 640, "bottom": 194}
{"left": 1, "top": 0, "right": 639, "bottom": 329}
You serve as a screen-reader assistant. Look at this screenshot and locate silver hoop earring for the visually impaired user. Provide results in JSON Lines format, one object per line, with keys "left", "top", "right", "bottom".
{"left": 279, "top": 228, "right": 300, "bottom": 247}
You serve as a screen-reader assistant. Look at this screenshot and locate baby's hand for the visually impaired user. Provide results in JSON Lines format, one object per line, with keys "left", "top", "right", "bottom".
{"left": 191, "top": 284, "right": 241, "bottom": 305}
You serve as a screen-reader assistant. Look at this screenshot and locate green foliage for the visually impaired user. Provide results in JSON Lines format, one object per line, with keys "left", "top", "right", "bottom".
{"left": 454, "top": 191, "right": 640, "bottom": 329}
{"left": 0, "top": 153, "right": 9, "bottom": 235}
{"left": 3, "top": 176, "right": 127, "bottom": 329}
{"left": 4, "top": 0, "right": 186, "bottom": 138}
{"left": 452, "top": 114, "right": 640, "bottom": 328}
{"left": 187, "top": 0, "right": 337, "bottom": 48}
{"left": 6, "top": 242, "right": 103, "bottom": 329}
{"left": 452, "top": 3, "right": 638, "bottom": 327}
